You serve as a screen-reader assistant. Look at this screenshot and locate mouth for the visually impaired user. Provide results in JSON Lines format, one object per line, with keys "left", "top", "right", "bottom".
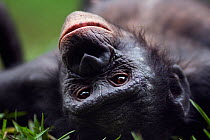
{"left": 59, "top": 11, "right": 113, "bottom": 49}
{"left": 60, "top": 22, "right": 111, "bottom": 40}
{"left": 59, "top": 22, "right": 112, "bottom": 50}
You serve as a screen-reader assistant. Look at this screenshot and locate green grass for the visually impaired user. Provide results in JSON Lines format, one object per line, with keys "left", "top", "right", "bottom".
{"left": 0, "top": 99, "right": 210, "bottom": 140}
{"left": 190, "top": 100, "right": 210, "bottom": 128}
{"left": 190, "top": 99, "right": 210, "bottom": 139}
{"left": 0, "top": 113, "right": 74, "bottom": 140}
{"left": 131, "top": 132, "right": 143, "bottom": 140}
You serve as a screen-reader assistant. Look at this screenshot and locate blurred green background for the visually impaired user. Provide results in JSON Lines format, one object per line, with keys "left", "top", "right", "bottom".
{"left": 2, "top": 0, "right": 82, "bottom": 62}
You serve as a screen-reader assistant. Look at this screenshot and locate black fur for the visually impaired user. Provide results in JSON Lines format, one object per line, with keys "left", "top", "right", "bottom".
{"left": 0, "top": 0, "right": 210, "bottom": 140}
{"left": 0, "top": 3, "right": 23, "bottom": 69}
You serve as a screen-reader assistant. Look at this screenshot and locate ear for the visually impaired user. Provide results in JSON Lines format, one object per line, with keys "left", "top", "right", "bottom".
{"left": 169, "top": 64, "right": 191, "bottom": 116}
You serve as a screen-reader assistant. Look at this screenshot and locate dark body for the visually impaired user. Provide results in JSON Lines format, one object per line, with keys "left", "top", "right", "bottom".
{"left": 0, "top": 3, "right": 23, "bottom": 69}
{"left": 0, "top": 0, "right": 210, "bottom": 140}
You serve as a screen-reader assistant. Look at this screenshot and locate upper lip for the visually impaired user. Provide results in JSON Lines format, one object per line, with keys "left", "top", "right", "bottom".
{"left": 59, "top": 22, "right": 111, "bottom": 48}
{"left": 62, "top": 22, "right": 110, "bottom": 38}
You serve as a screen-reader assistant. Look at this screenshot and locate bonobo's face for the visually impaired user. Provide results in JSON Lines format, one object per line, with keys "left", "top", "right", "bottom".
{"left": 58, "top": 11, "right": 190, "bottom": 139}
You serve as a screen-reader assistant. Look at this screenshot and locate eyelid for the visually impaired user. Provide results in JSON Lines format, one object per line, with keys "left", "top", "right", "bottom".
{"left": 107, "top": 72, "right": 130, "bottom": 87}
{"left": 75, "top": 86, "right": 92, "bottom": 100}
{"left": 108, "top": 69, "right": 129, "bottom": 78}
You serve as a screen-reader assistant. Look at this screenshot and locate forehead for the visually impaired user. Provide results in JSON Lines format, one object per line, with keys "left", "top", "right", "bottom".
{"left": 115, "top": 31, "right": 147, "bottom": 61}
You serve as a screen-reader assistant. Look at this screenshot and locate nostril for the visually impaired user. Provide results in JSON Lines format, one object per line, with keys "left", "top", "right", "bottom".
{"left": 78, "top": 52, "right": 110, "bottom": 75}
{"left": 62, "top": 41, "right": 113, "bottom": 76}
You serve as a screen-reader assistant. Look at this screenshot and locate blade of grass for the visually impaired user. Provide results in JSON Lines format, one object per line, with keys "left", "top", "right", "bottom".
{"left": 13, "top": 120, "right": 35, "bottom": 139}
{"left": 4, "top": 112, "right": 26, "bottom": 119}
{"left": 48, "top": 134, "right": 57, "bottom": 140}
{"left": 171, "top": 136, "right": 184, "bottom": 140}
{"left": 41, "top": 113, "right": 44, "bottom": 131}
{"left": 34, "top": 128, "right": 49, "bottom": 139}
{"left": 131, "top": 132, "right": 143, "bottom": 140}
{"left": 2, "top": 119, "right": 7, "bottom": 139}
{"left": 2, "top": 119, "right": 7, "bottom": 134}
{"left": 39, "top": 113, "right": 49, "bottom": 140}
{"left": 5, "top": 127, "right": 16, "bottom": 133}
{"left": 28, "top": 120, "right": 35, "bottom": 132}
{"left": 12, "top": 121, "right": 21, "bottom": 132}
{"left": 203, "top": 129, "right": 210, "bottom": 139}
{"left": 58, "top": 130, "right": 75, "bottom": 140}
{"left": 0, "top": 113, "right": 4, "bottom": 119}
{"left": 191, "top": 135, "right": 197, "bottom": 140}
{"left": 190, "top": 99, "right": 210, "bottom": 127}
{"left": 115, "top": 135, "right": 121, "bottom": 140}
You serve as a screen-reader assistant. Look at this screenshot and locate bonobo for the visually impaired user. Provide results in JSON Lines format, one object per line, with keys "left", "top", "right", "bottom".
{"left": 0, "top": 0, "right": 210, "bottom": 140}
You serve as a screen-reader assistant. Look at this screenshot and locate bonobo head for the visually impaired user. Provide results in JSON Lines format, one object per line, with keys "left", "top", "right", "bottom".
{"left": 58, "top": 11, "right": 190, "bottom": 139}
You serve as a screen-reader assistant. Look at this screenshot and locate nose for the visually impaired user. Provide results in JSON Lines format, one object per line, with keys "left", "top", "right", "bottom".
{"left": 64, "top": 37, "right": 113, "bottom": 76}
{"left": 59, "top": 11, "right": 114, "bottom": 76}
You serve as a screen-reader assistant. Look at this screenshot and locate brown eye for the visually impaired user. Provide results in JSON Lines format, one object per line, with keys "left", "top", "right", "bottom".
{"left": 109, "top": 73, "right": 129, "bottom": 86}
{"left": 76, "top": 87, "right": 92, "bottom": 99}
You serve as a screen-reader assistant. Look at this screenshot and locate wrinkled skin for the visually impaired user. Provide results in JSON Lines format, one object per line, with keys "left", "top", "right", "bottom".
{"left": 0, "top": 0, "right": 210, "bottom": 140}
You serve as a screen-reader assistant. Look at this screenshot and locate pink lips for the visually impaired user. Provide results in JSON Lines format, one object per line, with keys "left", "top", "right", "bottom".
{"left": 59, "top": 22, "right": 111, "bottom": 49}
